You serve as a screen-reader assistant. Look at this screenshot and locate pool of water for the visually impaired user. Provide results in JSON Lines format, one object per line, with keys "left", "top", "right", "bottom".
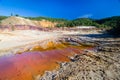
{"left": 0, "top": 42, "right": 93, "bottom": 80}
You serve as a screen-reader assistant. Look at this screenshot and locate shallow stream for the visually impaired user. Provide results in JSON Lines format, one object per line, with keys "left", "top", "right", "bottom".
{"left": 0, "top": 42, "right": 93, "bottom": 80}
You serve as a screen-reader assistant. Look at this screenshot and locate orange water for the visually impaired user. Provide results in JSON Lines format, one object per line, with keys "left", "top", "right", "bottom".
{"left": 0, "top": 43, "right": 93, "bottom": 80}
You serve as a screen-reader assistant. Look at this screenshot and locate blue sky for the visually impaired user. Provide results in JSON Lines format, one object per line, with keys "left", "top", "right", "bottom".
{"left": 0, "top": 0, "right": 120, "bottom": 19}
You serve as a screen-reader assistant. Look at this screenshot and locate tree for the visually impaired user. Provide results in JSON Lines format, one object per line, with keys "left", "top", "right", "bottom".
{"left": 15, "top": 14, "right": 19, "bottom": 17}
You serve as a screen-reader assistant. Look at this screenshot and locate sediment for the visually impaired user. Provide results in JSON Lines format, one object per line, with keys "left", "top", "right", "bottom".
{"left": 38, "top": 34, "right": 120, "bottom": 80}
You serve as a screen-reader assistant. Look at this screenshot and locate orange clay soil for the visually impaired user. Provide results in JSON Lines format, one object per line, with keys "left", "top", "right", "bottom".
{"left": 0, "top": 42, "right": 93, "bottom": 80}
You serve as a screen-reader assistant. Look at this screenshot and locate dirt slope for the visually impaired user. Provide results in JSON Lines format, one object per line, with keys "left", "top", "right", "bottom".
{"left": 0, "top": 16, "right": 56, "bottom": 28}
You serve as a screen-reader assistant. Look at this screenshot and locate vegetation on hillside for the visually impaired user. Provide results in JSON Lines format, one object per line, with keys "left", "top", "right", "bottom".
{"left": 0, "top": 15, "right": 120, "bottom": 35}
{"left": 0, "top": 16, "right": 8, "bottom": 21}
{"left": 25, "top": 16, "right": 68, "bottom": 23}
{"left": 96, "top": 16, "right": 120, "bottom": 35}
{"left": 56, "top": 18, "right": 107, "bottom": 28}
{"left": 96, "top": 16, "right": 120, "bottom": 28}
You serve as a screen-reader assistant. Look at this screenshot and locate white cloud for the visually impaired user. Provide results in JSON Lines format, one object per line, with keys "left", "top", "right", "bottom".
{"left": 79, "top": 14, "right": 93, "bottom": 18}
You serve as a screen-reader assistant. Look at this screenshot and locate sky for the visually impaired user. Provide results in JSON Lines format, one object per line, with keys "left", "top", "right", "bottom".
{"left": 0, "top": 0, "right": 120, "bottom": 19}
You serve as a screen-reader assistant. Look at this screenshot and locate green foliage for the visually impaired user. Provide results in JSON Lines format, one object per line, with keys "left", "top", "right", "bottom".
{"left": 56, "top": 18, "right": 102, "bottom": 28}
{"left": 0, "top": 21, "right": 1, "bottom": 25}
{"left": 96, "top": 16, "right": 120, "bottom": 28}
{"left": 96, "top": 16, "right": 120, "bottom": 35}
{"left": 106, "top": 20, "right": 120, "bottom": 35}
{"left": 0, "top": 16, "right": 8, "bottom": 24}
{"left": 0, "top": 16, "right": 7, "bottom": 21}
{"left": 25, "top": 16, "right": 68, "bottom": 23}
{"left": 15, "top": 14, "right": 19, "bottom": 17}
{"left": 72, "top": 18, "right": 94, "bottom": 26}
{"left": 56, "top": 24, "right": 65, "bottom": 27}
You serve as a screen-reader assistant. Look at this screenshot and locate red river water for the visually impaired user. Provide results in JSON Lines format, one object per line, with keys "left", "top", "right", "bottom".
{"left": 0, "top": 42, "right": 93, "bottom": 80}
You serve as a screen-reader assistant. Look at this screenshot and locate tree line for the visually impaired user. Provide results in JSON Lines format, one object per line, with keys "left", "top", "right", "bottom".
{"left": 96, "top": 16, "right": 120, "bottom": 35}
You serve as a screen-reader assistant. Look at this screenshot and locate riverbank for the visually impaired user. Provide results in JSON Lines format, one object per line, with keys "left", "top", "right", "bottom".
{"left": 38, "top": 32, "right": 120, "bottom": 80}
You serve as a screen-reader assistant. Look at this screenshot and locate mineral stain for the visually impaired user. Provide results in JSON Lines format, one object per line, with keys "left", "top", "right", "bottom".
{"left": 0, "top": 42, "right": 93, "bottom": 80}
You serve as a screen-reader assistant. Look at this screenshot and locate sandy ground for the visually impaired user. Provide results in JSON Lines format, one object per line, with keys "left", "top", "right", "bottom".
{"left": 0, "top": 29, "right": 100, "bottom": 56}
{"left": 0, "top": 30, "right": 60, "bottom": 56}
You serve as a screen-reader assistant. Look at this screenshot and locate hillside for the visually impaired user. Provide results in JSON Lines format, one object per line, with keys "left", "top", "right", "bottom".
{"left": 96, "top": 16, "right": 120, "bottom": 35}
{"left": 0, "top": 16, "right": 120, "bottom": 35}
{"left": 0, "top": 16, "right": 56, "bottom": 28}
{"left": 96, "top": 16, "right": 120, "bottom": 28}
